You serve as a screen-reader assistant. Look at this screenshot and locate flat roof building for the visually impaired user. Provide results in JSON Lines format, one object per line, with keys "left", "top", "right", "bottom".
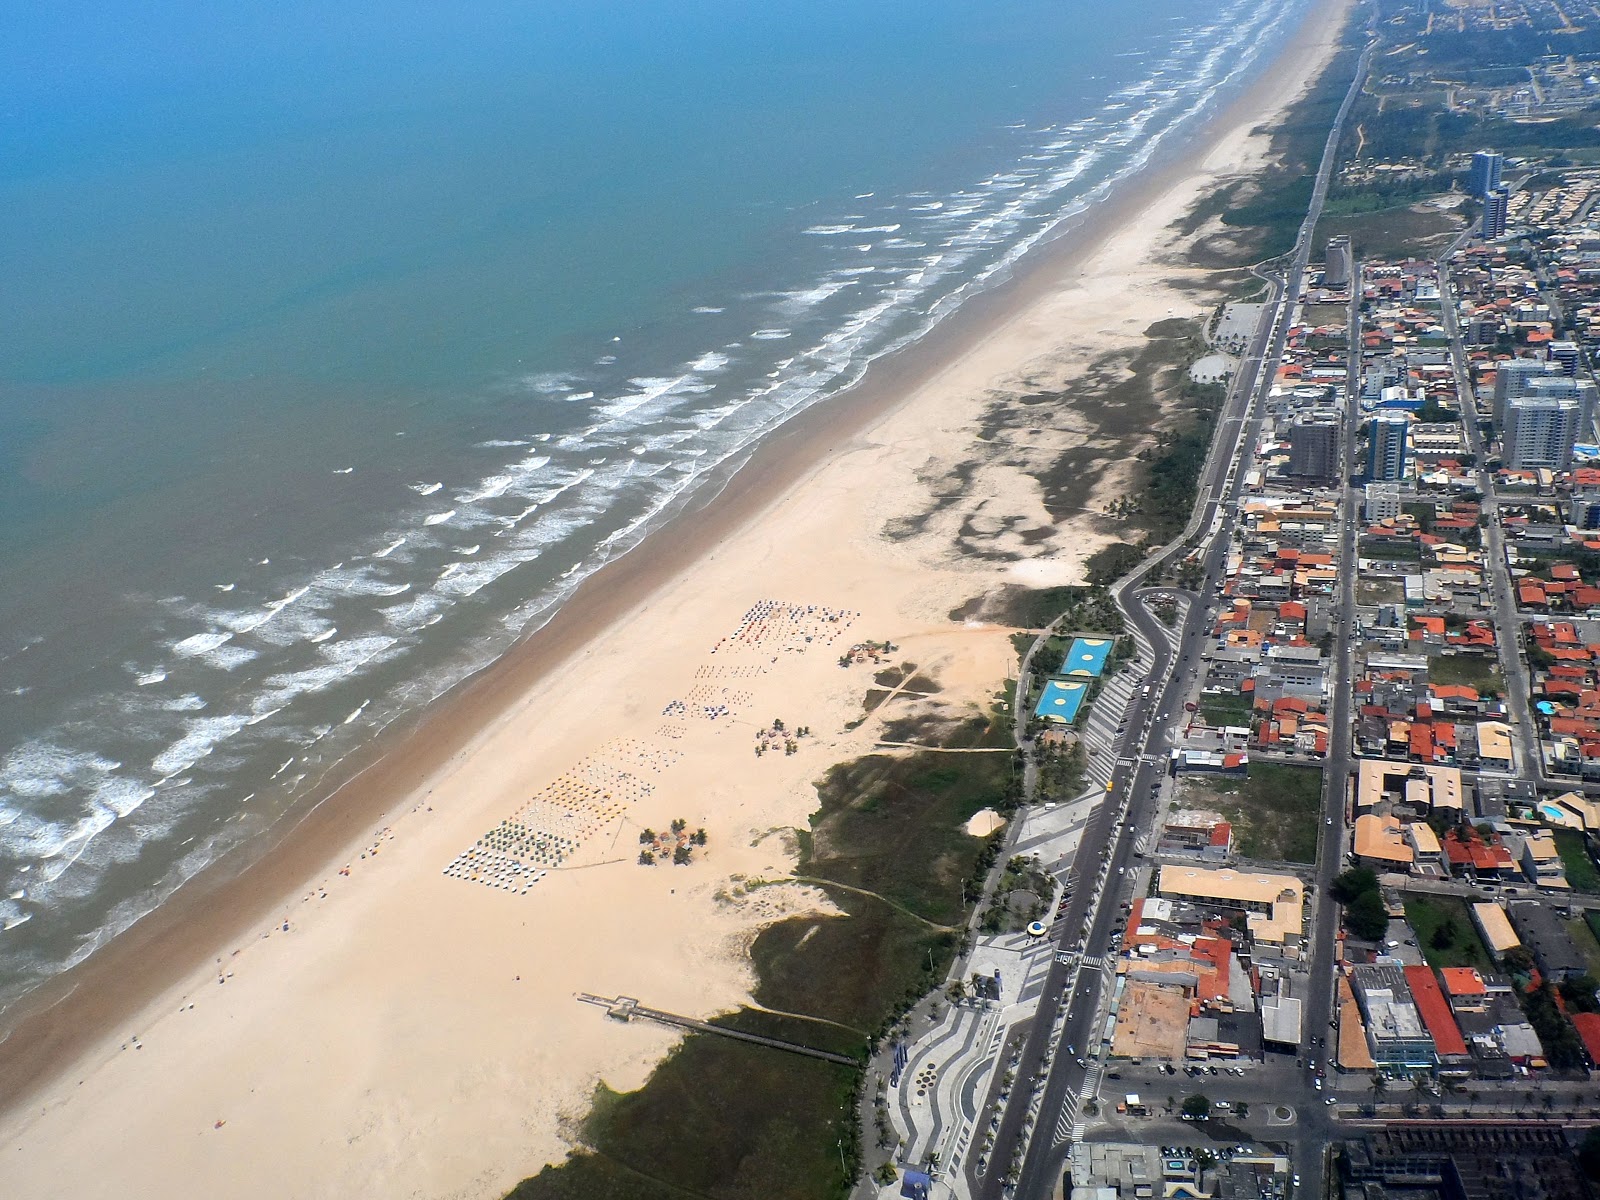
{"left": 1508, "top": 900, "right": 1587, "bottom": 981}
{"left": 1470, "top": 902, "right": 1521, "bottom": 956}
{"left": 1156, "top": 865, "right": 1304, "bottom": 945}
{"left": 1353, "top": 813, "right": 1413, "bottom": 870}
{"left": 1356, "top": 759, "right": 1463, "bottom": 814}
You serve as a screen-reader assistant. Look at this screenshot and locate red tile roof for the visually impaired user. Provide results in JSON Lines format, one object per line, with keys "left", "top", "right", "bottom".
{"left": 1405, "top": 966, "right": 1468, "bottom": 1058}
{"left": 1573, "top": 1012, "right": 1600, "bottom": 1067}
{"left": 1439, "top": 967, "right": 1487, "bottom": 997}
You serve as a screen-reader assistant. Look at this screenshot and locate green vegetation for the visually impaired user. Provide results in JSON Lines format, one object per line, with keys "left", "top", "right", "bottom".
{"left": 979, "top": 854, "right": 1055, "bottom": 934}
{"left": 1554, "top": 828, "right": 1600, "bottom": 895}
{"left": 1198, "top": 694, "right": 1251, "bottom": 729}
{"left": 1426, "top": 654, "right": 1501, "bottom": 697}
{"left": 1316, "top": 203, "right": 1464, "bottom": 264}
{"left": 507, "top": 1040, "right": 858, "bottom": 1200}
{"left": 1403, "top": 894, "right": 1492, "bottom": 971}
{"left": 1358, "top": 538, "right": 1421, "bottom": 562}
{"left": 1136, "top": 396, "right": 1225, "bottom": 543}
{"left": 1330, "top": 867, "right": 1390, "bottom": 943}
{"left": 508, "top": 732, "right": 1016, "bottom": 1199}
{"left": 962, "top": 583, "right": 1123, "bottom": 635}
{"left": 1180, "top": 1094, "right": 1211, "bottom": 1120}
{"left": 1520, "top": 980, "right": 1586, "bottom": 1070}
{"left": 1035, "top": 738, "right": 1087, "bottom": 805}
{"left": 1084, "top": 541, "right": 1146, "bottom": 587}
{"left": 1203, "top": 28, "right": 1363, "bottom": 262}
{"left": 1191, "top": 763, "right": 1322, "bottom": 864}
{"left": 1580, "top": 1127, "right": 1600, "bottom": 1183}
{"left": 1566, "top": 918, "right": 1600, "bottom": 982}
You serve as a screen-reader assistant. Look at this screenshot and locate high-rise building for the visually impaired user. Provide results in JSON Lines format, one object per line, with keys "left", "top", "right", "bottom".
{"left": 1469, "top": 150, "right": 1504, "bottom": 198}
{"left": 1287, "top": 420, "right": 1339, "bottom": 478}
{"left": 1504, "top": 395, "right": 1581, "bottom": 470}
{"left": 1493, "top": 356, "right": 1560, "bottom": 425}
{"left": 1367, "top": 412, "right": 1411, "bottom": 481}
{"left": 1547, "top": 339, "right": 1582, "bottom": 376}
{"left": 1482, "top": 185, "right": 1510, "bottom": 239}
{"left": 1323, "top": 235, "right": 1352, "bottom": 291}
{"left": 1526, "top": 374, "right": 1598, "bottom": 443}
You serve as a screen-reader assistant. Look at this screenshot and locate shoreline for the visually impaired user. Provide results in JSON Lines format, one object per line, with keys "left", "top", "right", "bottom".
{"left": 0, "top": 2, "right": 1352, "bottom": 1192}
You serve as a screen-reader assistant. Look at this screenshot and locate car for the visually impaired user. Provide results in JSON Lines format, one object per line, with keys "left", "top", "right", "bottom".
{"left": 1325, "top": 1096, "right": 1336, "bottom": 1106}
{"left": 1325, "top": 817, "right": 1333, "bottom": 825}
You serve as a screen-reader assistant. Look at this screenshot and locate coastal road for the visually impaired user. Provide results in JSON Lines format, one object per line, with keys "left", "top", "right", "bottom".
{"left": 989, "top": 27, "right": 1375, "bottom": 1200}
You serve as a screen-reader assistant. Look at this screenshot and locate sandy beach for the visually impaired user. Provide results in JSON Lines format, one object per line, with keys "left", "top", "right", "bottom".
{"left": 0, "top": 3, "right": 1351, "bottom": 1196}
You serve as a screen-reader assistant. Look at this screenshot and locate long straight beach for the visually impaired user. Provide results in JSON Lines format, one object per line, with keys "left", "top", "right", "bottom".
{"left": 0, "top": 2, "right": 1350, "bottom": 1195}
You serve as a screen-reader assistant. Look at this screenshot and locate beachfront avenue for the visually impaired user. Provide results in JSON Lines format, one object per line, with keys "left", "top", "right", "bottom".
{"left": 860, "top": 18, "right": 1377, "bottom": 1199}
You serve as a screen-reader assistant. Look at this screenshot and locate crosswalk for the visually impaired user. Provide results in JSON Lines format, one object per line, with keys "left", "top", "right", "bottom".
{"left": 1052, "top": 1060, "right": 1103, "bottom": 1145}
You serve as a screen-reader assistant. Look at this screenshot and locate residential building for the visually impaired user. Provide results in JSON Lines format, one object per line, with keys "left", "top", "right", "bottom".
{"left": 1469, "top": 902, "right": 1521, "bottom": 958}
{"left": 1482, "top": 184, "right": 1510, "bottom": 239}
{"left": 1155, "top": 865, "right": 1304, "bottom": 946}
{"left": 1325, "top": 235, "right": 1353, "bottom": 291}
{"left": 1503, "top": 394, "right": 1581, "bottom": 471}
{"left": 1368, "top": 412, "right": 1410, "bottom": 481}
{"left": 1469, "top": 150, "right": 1503, "bottom": 198}
{"left": 1364, "top": 481, "right": 1403, "bottom": 523}
{"left": 1287, "top": 420, "right": 1339, "bottom": 479}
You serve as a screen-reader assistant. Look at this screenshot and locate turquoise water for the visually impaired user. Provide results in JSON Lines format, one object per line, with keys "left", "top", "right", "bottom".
{"left": 0, "top": 0, "right": 1310, "bottom": 1007}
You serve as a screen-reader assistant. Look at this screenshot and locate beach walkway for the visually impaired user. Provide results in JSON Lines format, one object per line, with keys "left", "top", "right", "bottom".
{"left": 575, "top": 993, "right": 858, "bottom": 1066}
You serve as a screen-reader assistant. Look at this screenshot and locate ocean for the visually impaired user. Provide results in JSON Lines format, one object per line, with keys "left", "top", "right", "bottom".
{"left": 0, "top": 0, "right": 1309, "bottom": 1012}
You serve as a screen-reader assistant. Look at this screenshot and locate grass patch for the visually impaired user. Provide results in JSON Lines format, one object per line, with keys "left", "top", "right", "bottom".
{"left": 1403, "top": 894, "right": 1493, "bottom": 971}
{"left": 1314, "top": 202, "right": 1464, "bottom": 263}
{"left": 1426, "top": 654, "right": 1501, "bottom": 695}
{"left": 1567, "top": 915, "right": 1600, "bottom": 980}
{"left": 1188, "top": 763, "right": 1322, "bottom": 864}
{"left": 806, "top": 750, "right": 1015, "bottom": 926}
{"left": 1554, "top": 828, "right": 1600, "bottom": 895}
{"left": 1199, "top": 694, "right": 1252, "bottom": 729}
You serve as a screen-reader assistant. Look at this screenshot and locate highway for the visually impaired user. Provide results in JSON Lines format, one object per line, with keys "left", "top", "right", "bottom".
{"left": 977, "top": 28, "right": 1374, "bottom": 1200}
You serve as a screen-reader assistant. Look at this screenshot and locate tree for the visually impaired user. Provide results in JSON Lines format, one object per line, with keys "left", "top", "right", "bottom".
{"left": 691, "top": 828, "right": 708, "bottom": 846}
{"left": 1235, "top": 1101, "right": 1249, "bottom": 1119}
{"left": 639, "top": 828, "right": 655, "bottom": 844}
{"left": 1559, "top": 974, "right": 1600, "bottom": 1014}
{"left": 1331, "top": 867, "right": 1378, "bottom": 904}
{"left": 672, "top": 844, "right": 692, "bottom": 866}
{"left": 1347, "top": 889, "right": 1390, "bottom": 941}
{"left": 638, "top": 850, "right": 655, "bottom": 866}
{"left": 1181, "top": 1094, "right": 1211, "bottom": 1119}
{"left": 1580, "top": 1127, "right": 1600, "bottom": 1181}
{"left": 874, "top": 1162, "right": 898, "bottom": 1186}
{"left": 1431, "top": 918, "right": 1457, "bottom": 951}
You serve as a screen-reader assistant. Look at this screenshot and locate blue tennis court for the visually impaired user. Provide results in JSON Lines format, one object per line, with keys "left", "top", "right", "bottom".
{"left": 1064, "top": 637, "right": 1113, "bottom": 677}
{"left": 1034, "top": 678, "right": 1088, "bottom": 723}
